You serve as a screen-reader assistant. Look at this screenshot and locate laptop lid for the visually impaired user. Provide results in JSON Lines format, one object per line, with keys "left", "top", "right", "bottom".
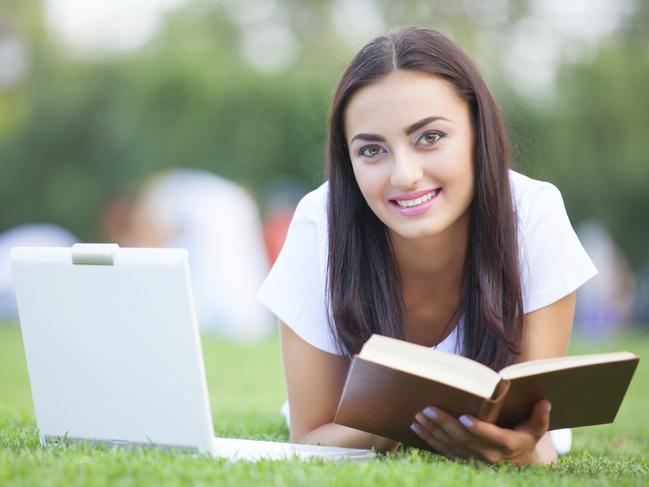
{"left": 10, "top": 244, "right": 214, "bottom": 453}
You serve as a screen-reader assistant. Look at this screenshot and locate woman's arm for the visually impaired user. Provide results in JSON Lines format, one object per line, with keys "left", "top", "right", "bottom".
{"left": 519, "top": 291, "right": 576, "bottom": 362}
{"left": 280, "top": 321, "right": 400, "bottom": 452}
{"left": 411, "top": 291, "right": 578, "bottom": 465}
{"left": 518, "top": 290, "right": 578, "bottom": 463}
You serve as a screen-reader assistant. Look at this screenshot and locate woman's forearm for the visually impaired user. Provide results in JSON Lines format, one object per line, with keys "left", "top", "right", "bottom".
{"left": 297, "top": 423, "right": 557, "bottom": 464}
{"left": 297, "top": 423, "right": 400, "bottom": 453}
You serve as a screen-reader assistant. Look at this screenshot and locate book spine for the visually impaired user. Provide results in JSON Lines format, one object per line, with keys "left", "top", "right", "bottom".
{"left": 478, "top": 379, "right": 511, "bottom": 423}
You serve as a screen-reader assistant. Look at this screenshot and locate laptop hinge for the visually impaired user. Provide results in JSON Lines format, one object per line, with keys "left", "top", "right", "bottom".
{"left": 71, "top": 243, "right": 119, "bottom": 266}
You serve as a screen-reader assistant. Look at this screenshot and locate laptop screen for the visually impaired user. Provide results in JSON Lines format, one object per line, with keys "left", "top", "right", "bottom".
{"left": 11, "top": 245, "right": 215, "bottom": 453}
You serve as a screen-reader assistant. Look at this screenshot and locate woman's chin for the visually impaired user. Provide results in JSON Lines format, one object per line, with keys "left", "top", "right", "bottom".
{"left": 386, "top": 221, "right": 448, "bottom": 241}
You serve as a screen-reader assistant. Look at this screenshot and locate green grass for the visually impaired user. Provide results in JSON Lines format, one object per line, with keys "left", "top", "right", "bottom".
{"left": 1, "top": 324, "right": 648, "bottom": 486}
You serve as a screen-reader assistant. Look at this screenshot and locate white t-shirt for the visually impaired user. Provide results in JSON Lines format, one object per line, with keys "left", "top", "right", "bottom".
{"left": 257, "top": 169, "right": 598, "bottom": 456}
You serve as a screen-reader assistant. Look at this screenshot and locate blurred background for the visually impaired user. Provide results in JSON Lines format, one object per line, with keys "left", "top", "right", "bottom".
{"left": 0, "top": 0, "right": 648, "bottom": 340}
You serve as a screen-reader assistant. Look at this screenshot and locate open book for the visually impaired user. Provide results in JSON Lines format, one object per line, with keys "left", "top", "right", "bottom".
{"left": 333, "top": 334, "right": 639, "bottom": 451}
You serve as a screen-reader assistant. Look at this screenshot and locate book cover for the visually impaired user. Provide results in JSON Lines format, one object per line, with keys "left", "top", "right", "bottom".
{"left": 333, "top": 336, "right": 639, "bottom": 450}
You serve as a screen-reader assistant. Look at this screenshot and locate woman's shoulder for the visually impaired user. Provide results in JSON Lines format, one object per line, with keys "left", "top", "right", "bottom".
{"left": 509, "top": 168, "right": 598, "bottom": 314}
{"left": 508, "top": 169, "right": 561, "bottom": 211}
{"left": 508, "top": 168, "right": 570, "bottom": 231}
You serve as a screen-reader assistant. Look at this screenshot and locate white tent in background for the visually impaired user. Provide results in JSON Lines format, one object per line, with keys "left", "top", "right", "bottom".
{"left": 0, "top": 223, "right": 77, "bottom": 320}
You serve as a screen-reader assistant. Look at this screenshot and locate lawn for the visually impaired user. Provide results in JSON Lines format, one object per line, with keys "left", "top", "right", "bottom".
{"left": 1, "top": 323, "right": 647, "bottom": 486}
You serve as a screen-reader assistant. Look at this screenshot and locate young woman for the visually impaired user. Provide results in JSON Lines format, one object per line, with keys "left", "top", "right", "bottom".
{"left": 257, "top": 27, "right": 597, "bottom": 465}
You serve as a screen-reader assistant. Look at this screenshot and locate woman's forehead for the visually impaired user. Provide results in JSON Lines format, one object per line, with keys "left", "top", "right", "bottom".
{"left": 344, "top": 70, "right": 468, "bottom": 138}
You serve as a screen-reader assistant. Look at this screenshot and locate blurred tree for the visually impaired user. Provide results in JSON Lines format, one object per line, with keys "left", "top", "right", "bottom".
{"left": 0, "top": 0, "right": 646, "bottom": 269}
{"left": 0, "top": 53, "right": 333, "bottom": 239}
{"left": 531, "top": 41, "right": 649, "bottom": 268}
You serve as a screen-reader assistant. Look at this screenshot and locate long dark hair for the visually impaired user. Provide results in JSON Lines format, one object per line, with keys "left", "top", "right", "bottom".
{"left": 325, "top": 27, "right": 524, "bottom": 370}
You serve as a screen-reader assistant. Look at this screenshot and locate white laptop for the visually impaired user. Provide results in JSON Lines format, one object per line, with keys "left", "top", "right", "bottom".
{"left": 10, "top": 244, "right": 376, "bottom": 462}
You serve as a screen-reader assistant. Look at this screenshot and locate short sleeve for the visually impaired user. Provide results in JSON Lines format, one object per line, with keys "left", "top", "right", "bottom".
{"left": 519, "top": 183, "right": 598, "bottom": 313}
{"left": 256, "top": 193, "right": 340, "bottom": 354}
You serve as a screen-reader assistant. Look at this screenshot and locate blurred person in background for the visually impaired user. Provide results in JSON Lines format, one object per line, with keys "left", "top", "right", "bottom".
{"left": 574, "top": 220, "right": 636, "bottom": 338}
{"left": 632, "top": 260, "right": 649, "bottom": 329}
{"left": 261, "top": 178, "right": 307, "bottom": 265}
{"left": 0, "top": 223, "right": 77, "bottom": 321}
{"left": 102, "top": 168, "right": 275, "bottom": 342}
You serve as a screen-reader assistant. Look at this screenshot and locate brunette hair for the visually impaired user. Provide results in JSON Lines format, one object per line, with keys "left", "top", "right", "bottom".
{"left": 325, "top": 26, "right": 524, "bottom": 370}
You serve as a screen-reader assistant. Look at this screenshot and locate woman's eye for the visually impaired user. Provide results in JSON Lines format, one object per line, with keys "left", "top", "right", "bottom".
{"left": 359, "top": 145, "right": 384, "bottom": 157}
{"left": 418, "top": 131, "right": 445, "bottom": 146}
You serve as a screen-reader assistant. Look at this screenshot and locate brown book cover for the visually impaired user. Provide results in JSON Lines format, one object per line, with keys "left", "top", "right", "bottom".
{"left": 497, "top": 359, "right": 639, "bottom": 429}
{"left": 333, "top": 338, "right": 639, "bottom": 451}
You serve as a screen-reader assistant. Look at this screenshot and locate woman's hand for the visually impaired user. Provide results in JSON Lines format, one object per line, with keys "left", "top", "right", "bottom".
{"left": 410, "top": 399, "right": 555, "bottom": 466}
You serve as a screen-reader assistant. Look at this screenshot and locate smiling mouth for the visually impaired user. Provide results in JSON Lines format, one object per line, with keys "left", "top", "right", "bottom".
{"left": 390, "top": 188, "right": 442, "bottom": 208}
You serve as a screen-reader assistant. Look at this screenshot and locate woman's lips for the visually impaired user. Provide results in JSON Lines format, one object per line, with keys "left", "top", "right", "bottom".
{"left": 390, "top": 187, "right": 441, "bottom": 201}
{"left": 388, "top": 188, "right": 443, "bottom": 217}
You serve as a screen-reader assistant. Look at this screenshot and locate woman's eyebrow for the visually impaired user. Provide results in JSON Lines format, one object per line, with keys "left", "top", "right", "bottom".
{"left": 350, "top": 133, "right": 386, "bottom": 143}
{"left": 404, "top": 115, "right": 452, "bottom": 135}
{"left": 350, "top": 115, "right": 452, "bottom": 144}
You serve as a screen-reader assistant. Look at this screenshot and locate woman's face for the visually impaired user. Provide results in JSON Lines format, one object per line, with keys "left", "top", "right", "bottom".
{"left": 344, "top": 69, "right": 474, "bottom": 242}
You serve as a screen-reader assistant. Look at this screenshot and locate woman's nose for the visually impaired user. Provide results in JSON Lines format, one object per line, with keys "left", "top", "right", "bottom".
{"left": 390, "top": 152, "right": 423, "bottom": 188}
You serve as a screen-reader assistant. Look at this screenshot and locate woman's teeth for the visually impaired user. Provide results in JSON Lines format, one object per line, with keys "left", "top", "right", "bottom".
{"left": 394, "top": 189, "right": 440, "bottom": 208}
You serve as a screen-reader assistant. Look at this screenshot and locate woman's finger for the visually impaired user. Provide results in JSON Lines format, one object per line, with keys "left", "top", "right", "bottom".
{"left": 418, "top": 407, "right": 475, "bottom": 445}
{"left": 413, "top": 414, "right": 461, "bottom": 457}
{"left": 455, "top": 415, "right": 518, "bottom": 454}
{"left": 415, "top": 409, "right": 477, "bottom": 459}
{"left": 410, "top": 422, "right": 458, "bottom": 460}
{"left": 515, "top": 400, "right": 551, "bottom": 440}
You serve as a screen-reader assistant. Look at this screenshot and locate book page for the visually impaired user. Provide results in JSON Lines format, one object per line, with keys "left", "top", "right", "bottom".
{"left": 499, "top": 351, "right": 638, "bottom": 380}
{"left": 358, "top": 334, "right": 501, "bottom": 399}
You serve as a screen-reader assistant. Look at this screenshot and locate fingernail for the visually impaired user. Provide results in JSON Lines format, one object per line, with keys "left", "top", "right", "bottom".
{"left": 410, "top": 423, "right": 422, "bottom": 434}
{"left": 459, "top": 415, "right": 474, "bottom": 428}
{"left": 546, "top": 402, "right": 552, "bottom": 414}
{"left": 423, "top": 407, "right": 437, "bottom": 419}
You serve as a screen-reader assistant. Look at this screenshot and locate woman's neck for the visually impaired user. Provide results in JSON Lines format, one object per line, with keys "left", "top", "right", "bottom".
{"left": 388, "top": 209, "right": 470, "bottom": 284}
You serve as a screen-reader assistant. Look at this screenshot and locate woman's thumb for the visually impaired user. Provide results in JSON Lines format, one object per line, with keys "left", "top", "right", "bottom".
{"left": 516, "top": 399, "right": 551, "bottom": 439}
